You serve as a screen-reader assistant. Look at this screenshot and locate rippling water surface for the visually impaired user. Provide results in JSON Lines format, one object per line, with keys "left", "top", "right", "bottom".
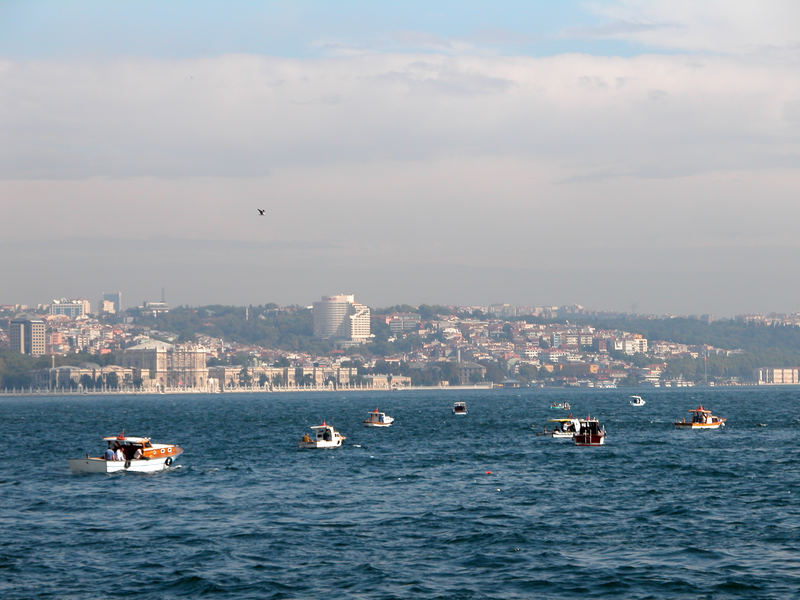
{"left": 1, "top": 388, "right": 799, "bottom": 599}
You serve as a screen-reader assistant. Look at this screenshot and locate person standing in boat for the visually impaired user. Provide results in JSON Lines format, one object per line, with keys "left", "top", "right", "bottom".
{"left": 114, "top": 443, "right": 125, "bottom": 461}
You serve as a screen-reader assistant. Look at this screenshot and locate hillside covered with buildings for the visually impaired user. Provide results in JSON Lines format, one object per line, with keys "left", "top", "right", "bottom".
{"left": 3, "top": 293, "right": 800, "bottom": 392}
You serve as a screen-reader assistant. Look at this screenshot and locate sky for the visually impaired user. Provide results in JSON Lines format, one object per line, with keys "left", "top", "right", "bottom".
{"left": 1, "top": 0, "right": 799, "bottom": 316}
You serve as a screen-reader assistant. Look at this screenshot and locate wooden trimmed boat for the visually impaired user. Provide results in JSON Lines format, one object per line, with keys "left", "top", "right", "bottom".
{"left": 68, "top": 432, "right": 183, "bottom": 473}
{"left": 674, "top": 406, "right": 726, "bottom": 429}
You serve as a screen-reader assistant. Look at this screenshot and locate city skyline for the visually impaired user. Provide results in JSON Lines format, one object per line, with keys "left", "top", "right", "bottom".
{"left": 2, "top": 1, "right": 799, "bottom": 316}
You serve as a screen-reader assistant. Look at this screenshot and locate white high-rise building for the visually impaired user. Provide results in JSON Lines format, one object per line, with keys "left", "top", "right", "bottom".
{"left": 313, "top": 294, "right": 371, "bottom": 342}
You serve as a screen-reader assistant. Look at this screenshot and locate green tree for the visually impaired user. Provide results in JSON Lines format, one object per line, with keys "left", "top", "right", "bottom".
{"left": 106, "top": 372, "right": 119, "bottom": 389}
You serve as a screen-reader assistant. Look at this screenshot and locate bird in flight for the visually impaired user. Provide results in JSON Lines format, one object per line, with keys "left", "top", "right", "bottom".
{"left": 257, "top": 208, "right": 265, "bottom": 216}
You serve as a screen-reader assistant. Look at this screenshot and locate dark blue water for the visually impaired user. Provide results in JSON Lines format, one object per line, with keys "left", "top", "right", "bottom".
{"left": 1, "top": 388, "right": 799, "bottom": 599}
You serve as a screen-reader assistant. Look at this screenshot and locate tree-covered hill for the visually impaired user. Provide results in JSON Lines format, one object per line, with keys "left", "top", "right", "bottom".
{"left": 132, "top": 305, "right": 332, "bottom": 353}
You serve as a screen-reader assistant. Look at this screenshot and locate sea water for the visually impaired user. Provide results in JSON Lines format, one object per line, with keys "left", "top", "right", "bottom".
{"left": 1, "top": 388, "right": 798, "bottom": 599}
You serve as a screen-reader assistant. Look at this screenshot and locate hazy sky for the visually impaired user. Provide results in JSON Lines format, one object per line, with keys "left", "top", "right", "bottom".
{"left": 2, "top": 1, "right": 799, "bottom": 315}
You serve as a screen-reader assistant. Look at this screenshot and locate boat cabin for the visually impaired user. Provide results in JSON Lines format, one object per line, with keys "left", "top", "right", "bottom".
{"left": 453, "top": 401, "right": 467, "bottom": 414}
{"left": 686, "top": 406, "right": 725, "bottom": 425}
{"left": 102, "top": 433, "right": 177, "bottom": 460}
{"left": 577, "top": 418, "right": 603, "bottom": 435}
{"left": 364, "top": 409, "right": 390, "bottom": 424}
{"left": 304, "top": 425, "right": 336, "bottom": 443}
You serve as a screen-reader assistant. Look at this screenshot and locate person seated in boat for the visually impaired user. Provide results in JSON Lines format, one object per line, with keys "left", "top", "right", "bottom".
{"left": 132, "top": 446, "right": 143, "bottom": 460}
{"left": 103, "top": 446, "right": 116, "bottom": 461}
{"left": 323, "top": 429, "right": 332, "bottom": 441}
{"left": 302, "top": 433, "right": 311, "bottom": 443}
{"left": 114, "top": 443, "right": 125, "bottom": 462}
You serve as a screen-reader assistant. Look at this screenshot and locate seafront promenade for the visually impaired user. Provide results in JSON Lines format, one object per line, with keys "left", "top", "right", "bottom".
{"left": 0, "top": 383, "right": 496, "bottom": 397}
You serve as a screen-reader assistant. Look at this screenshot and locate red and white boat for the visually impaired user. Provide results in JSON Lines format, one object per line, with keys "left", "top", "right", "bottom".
{"left": 674, "top": 406, "right": 726, "bottom": 429}
{"left": 573, "top": 416, "right": 606, "bottom": 446}
{"left": 68, "top": 433, "right": 183, "bottom": 473}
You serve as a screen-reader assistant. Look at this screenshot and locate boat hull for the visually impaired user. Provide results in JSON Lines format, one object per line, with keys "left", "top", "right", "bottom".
{"left": 298, "top": 439, "right": 343, "bottom": 449}
{"left": 537, "top": 430, "right": 574, "bottom": 438}
{"left": 68, "top": 455, "right": 179, "bottom": 474}
{"left": 674, "top": 422, "right": 723, "bottom": 429}
{"left": 363, "top": 422, "right": 393, "bottom": 427}
{"left": 574, "top": 434, "right": 605, "bottom": 446}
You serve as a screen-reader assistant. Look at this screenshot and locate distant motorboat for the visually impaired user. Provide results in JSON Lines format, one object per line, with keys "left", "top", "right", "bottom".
{"left": 536, "top": 416, "right": 579, "bottom": 438}
{"left": 573, "top": 416, "right": 606, "bottom": 446}
{"left": 363, "top": 408, "right": 394, "bottom": 427}
{"left": 674, "top": 406, "right": 725, "bottom": 430}
{"left": 630, "top": 395, "right": 646, "bottom": 406}
{"left": 299, "top": 422, "right": 346, "bottom": 448}
{"left": 453, "top": 401, "right": 467, "bottom": 415}
{"left": 550, "top": 402, "right": 571, "bottom": 410}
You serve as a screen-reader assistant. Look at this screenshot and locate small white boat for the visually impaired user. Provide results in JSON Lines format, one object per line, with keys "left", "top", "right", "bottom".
{"left": 630, "top": 395, "right": 646, "bottom": 406}
{"left": 550, "top": 402, "right": 571, "bottom": 410}
{"left": 453, "top": 401, "right": 467, "bottom": 415}
{"left": 299, "top": 422, "right": 346, "bottom": 448}
{"left": 68, "top": 433, "right": 183, "bottom": 474}
{"left": 536, "top": 416, "right": 579, "bottom": 438}
{"left": 363, "top": 408, "right": 394, "bottom": 427}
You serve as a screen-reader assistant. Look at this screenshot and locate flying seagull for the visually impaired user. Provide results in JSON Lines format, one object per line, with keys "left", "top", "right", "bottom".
{"left": 257, "top": 208, "right": 265, "bottom": 216}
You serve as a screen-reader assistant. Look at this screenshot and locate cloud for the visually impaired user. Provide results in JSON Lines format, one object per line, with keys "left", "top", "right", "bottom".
{"left": 0, "top": 52, "right": 797, "bottom": 182}
{"left": 580, "top": 0, "right": 800, "bottom": 56}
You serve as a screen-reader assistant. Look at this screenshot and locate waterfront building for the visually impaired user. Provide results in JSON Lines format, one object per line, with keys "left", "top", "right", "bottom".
{"left": 33, "top": 363, "right": 134, "bottom": 390}
{"left": 49, "top": 298, "right": 91, "bottom": 318}
{"left": 120, "top": 340, "right": 207, "bottom": 389}
{"left": 755, "top": 367, "right": 799, "bottom": 385}
{"left": 8, "top": 317, "right": 46, "bottom": 356}
{"left": 313, "top": 294, "right": 371, "bottom": 342}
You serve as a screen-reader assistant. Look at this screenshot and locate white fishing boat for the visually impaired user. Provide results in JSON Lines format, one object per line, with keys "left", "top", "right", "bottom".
{"left": 453, "top": 401, "right": 467, "bottom": 415}
{"left": 536, "top": 416, "right": 580, "bottom": 438}
{"left": 363, "top": 408, "right": 394, "bottom": 427}
{"left": 68, "top": 433, "right": 183, "bottom": 474}
{"left": 299, "top": 422, "right": 346, "bottom": 448}
{"left": 550, "top": 401, "right": 571, "bottom": 410}
{"left": 630, "top": 395, "right": 646, "bottom": 406}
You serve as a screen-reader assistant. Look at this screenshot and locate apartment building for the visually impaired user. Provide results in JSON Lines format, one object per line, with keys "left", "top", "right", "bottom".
{"left": 8, "top": 317, "right": 46, "bottom": 356}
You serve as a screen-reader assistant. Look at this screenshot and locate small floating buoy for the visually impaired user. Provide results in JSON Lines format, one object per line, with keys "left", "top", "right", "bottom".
{"left": 486, "top": 471, "right": 492, "bottom": 475}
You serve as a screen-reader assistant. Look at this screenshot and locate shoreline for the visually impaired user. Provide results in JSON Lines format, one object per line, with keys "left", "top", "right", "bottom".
{"left": 0, "top": 384, "right": 495, "bottom": 397}
{"left": 0, "top": 382, "right": 768, "bottom": 398}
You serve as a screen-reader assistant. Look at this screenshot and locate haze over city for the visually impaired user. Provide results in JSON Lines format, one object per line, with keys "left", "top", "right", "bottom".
{"left": 2, "top": 1, "right": 799, "bottom": 315}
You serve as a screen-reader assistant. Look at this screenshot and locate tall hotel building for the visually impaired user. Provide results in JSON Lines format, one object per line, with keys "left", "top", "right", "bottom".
{"left": 50, "top": 298, "right": 91, "bottom": 318}
{"left": 9, "top": 318, "right": 46, "bottom": 356}
{"left": 313, "top": 294, "right": 371, "bottom": 342}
